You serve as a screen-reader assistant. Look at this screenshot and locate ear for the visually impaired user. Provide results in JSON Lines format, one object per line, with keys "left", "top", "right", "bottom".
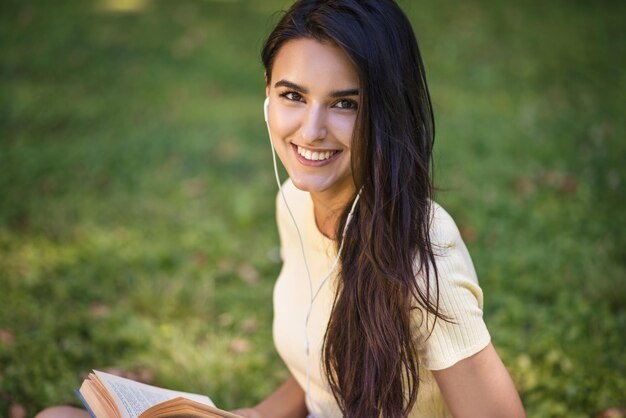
{"left": 264, "top": 72, "right": 270, "bottom": 97}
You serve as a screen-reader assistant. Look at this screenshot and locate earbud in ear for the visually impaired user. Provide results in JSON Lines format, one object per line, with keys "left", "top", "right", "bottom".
{"left": 263, "top": 97, "right": 269, "bottom": 123}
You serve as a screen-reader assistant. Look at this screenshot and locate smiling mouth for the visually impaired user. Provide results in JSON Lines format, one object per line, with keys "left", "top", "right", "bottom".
{"left": 294, "top": 145, "right": 340, "bottom": 161}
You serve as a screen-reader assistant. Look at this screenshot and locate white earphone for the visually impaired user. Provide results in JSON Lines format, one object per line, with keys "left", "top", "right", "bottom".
{"left": 263, "top": 96, "right": 360, "bottom": 418}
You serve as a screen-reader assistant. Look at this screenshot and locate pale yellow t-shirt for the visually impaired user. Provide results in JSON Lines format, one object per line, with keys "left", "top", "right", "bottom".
{"left": 272, "top": 179, "right": 491, "bottom": 418}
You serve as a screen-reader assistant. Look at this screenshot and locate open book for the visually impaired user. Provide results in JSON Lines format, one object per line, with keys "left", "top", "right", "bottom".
{"left": 76, "top": 370, "right": 243, "bottom": 418}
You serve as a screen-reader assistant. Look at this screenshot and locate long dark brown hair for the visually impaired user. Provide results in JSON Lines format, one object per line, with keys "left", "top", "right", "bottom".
{"left": 262, "top": 1, "right": 445, "bottom": 417}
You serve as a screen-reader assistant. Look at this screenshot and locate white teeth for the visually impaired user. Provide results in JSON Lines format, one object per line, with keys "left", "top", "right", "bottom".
{"left": 297, "top": 145, "right": 337, "bottom": 161}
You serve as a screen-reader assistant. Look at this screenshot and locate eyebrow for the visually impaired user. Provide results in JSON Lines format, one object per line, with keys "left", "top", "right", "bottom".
{"left": 274, "top": 79, "right": 359, "bottom": 97}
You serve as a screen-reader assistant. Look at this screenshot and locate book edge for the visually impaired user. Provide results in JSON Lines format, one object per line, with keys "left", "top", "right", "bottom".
{"left": 75, "top": 388, "right": 97, "bottom": 418}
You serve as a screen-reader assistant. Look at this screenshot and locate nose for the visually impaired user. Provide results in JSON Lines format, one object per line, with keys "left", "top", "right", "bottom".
{"left": 300, "top": 103, "right": 327, "bottom": 143}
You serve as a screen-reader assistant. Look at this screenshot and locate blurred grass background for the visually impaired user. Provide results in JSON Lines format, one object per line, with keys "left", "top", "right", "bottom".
{"left": 1, "top": 0, "right": 624, "bottom": 417}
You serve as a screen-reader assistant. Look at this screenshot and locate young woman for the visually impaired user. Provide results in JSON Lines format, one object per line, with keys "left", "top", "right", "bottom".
{"left": 233, "top": 1, "right": 525, "bottom": 417}
{"left": 38, "top": 1, "right": 525, "bottom": 417}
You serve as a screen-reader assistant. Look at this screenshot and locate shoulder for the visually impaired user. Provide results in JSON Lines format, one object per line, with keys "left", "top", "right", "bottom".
{"left": 426, "top": 200, "right": 481, "bottom": 293}
{"left": 275, "top": 178, "right": 296, "bottom": 203}
{"left": 275, "top": 178, "right": 312, "bottom": 223}
{"left": 429, "top": 200, "right": 464, "bottom": 249}
{"left": 274, "top": 178, "right": 313, "bottom": 243}
{"left": 428, "top": 202, "right": 476, "bottom": 276}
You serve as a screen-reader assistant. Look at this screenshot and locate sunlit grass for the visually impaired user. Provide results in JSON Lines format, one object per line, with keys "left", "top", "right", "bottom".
{"left": 99, "top": 0, "right": 149, "bottom": 13}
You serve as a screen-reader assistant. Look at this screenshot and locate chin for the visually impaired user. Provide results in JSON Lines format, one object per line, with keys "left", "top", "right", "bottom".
{"left": 289, "top": 177, "right": 326, "bottom": 193}
{"left": 289, "top": 173, "right": 353, "bottom": 197}
{"left": 284, "top": 157, "right": 354, "bottom": 196}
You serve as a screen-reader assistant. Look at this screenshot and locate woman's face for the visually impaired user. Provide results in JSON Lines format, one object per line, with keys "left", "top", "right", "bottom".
{"left": 266, "top": 37, "right": 360, "bottom": 199}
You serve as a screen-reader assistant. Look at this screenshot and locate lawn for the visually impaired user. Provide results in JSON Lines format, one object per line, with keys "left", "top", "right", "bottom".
{"left": 1, "top": 0, "right": 624, "bottom": 417}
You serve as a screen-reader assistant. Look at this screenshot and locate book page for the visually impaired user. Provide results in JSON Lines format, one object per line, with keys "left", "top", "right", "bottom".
{"left": 94, "top": 370, "right": 215, "bottom": 418}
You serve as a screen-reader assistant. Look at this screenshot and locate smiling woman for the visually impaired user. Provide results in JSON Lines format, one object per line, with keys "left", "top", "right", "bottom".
{"left": 230, "top": 1, "right": 526, "bottom": 418}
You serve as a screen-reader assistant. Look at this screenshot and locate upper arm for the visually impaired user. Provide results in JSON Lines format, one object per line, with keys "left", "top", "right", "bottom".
{"left": 432, "top": 342, "right": 526, "bottom": 418}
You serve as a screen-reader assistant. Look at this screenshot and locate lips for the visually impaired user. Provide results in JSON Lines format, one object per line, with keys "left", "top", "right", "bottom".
{"left": 291, "top": 143, "right": 342, "bottom": 166}
{"left": 296, "top": 145, "right": 339, "bottom": 161}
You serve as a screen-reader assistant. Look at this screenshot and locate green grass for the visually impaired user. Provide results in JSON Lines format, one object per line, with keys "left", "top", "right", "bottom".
{"left": 1, "top": 0, "right": 624, "bottom": 417}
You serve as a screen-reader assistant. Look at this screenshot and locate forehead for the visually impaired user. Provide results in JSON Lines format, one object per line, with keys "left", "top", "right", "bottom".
{"left": 271, "top": 38, "right": 359, "bottom": 91}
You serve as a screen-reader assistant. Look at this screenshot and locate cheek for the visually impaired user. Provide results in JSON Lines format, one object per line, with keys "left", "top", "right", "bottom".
{"left": 330, "top": 115, "right": 357, "bottom": 148}
{"left": 270, "top": 107, "right": 302, "bottom": 139}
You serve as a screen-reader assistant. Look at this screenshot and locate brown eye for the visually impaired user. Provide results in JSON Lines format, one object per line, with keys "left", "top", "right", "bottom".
{"left": 334, "top": 99, "right": 358, "bottom": 110}
{"left": 281, "top": 91, "right": 304, "bottom": 102}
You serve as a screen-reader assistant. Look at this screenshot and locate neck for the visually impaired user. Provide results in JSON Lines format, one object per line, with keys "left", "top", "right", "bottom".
{"left": 310, "top": 184, "right": 356, "bottom": 241}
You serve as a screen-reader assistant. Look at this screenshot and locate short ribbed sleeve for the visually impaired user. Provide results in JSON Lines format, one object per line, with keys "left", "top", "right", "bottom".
{"left": 413, "top": 203, "right": 491, "bottom": 371}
